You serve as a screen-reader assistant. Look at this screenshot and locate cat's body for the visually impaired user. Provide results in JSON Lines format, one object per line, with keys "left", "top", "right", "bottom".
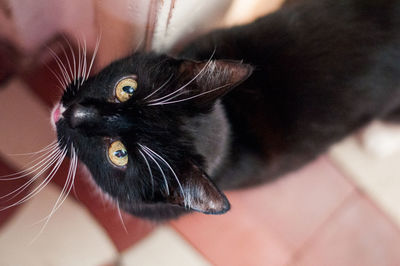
{"left": 182, "top": 0, "right": 400, "bottom": 189}
{"left": 53, "top": 0, "right": 400, "bottom": 220}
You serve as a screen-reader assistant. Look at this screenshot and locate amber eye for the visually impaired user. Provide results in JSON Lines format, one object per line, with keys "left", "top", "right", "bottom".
{"left": 108, "top": 140, "right": 128, "bottom": 167}
{"left": 115, "top": 77, "right": 138, "bottom": 102}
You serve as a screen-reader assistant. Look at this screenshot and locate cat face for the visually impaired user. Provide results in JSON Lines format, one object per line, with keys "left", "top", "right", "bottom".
{"left": 52, "top": 52, "right": 252, "bottom": 220}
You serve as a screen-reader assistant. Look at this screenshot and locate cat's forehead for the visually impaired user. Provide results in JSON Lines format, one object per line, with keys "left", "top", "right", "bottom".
{"left": 82, "top": 53, "right": 177, "bottom": 93}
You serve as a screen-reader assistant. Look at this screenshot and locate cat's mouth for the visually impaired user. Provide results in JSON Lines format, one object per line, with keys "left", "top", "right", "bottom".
{"left": 51, "top": 103, "right": 66, "bottom": 129}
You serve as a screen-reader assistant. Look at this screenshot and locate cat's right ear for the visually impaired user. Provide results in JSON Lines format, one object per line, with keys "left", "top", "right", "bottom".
{"left": 175, "top": 59, "right": 253, "bottom": 105}
{"left": 166, "top": 162, "right": 230, "bottom": 215}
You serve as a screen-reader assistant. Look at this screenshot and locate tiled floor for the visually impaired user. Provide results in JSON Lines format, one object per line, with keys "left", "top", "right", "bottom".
{"left": 330, "top": 134, "right": 400, "bottom": 225}
{"left": 119, "top": 226, "right": 211, "bottom": 266}
{"left": 170, "top": 157, "right": 353, "bottom": 265}
{"left": 293, "top": 195, "right": 400, "bottom": 266}
{"left": 1, "top": 78, "right": 400, "bottom": 265}
{"left": 0, "top": 184, "right": 117, "bottom": 266}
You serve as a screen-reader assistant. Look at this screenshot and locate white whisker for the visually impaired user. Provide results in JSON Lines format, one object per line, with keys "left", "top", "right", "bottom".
{"left": 32, "top": 146, "right": 76, "bottom": 237}
{"left": 139, "top": 145, "right": 184, "bottom": 197}
{"left": 58, "top": 44, "right": 74, "bottom": 86}
{"left": 15, "top": 148, "right": 67, "bottom": 207}
{"left": 44, "top": 147, "right": 78, "bottom": 218}
{"left": 0, "top": 145, "right": 61, "bottom": 180}
{"left": 81, "top": 39, "right": 88, "bottom": 86}
{"left": 139, "top": 146, "right": 169, "bottom": 195}
{"left": 29, "top": 147, "right": 74, "bottom": 244}
{"left": 0, "top": 147, "right": 67, "bottom": 211}
{"left": 47, "top": 47, "right": 71, "bottom": 86}
{"left": 150, "top": 83, "right": 232, "bottom": 106}
{"left": 148, "top": 60, "right": 211, "bottom": 104}
{"left": 77, "top": 38, "right": 82, "bottom": 88}
{"left": 63, "top": 35, "right": 77, "bottom": 86}
{"left": 0, "top": 148, "right": 63, "bottom": 201}
{"left": 45, "top": 64, "right": 67, "bottom": 89}
{"left": 70, "top": 150, "right": 79, "bottom": 200}
{"left": 116, "top": 200, "right": 128, "bottom": 233}
{"left": 143, "top": 74, "right": 174, "bottom": 101}
{"left": 138, "top": 149, "right": 155, "bottom": 195}
{"left": 147, "top": 50, "right": 216, "bottom": 104}
{"left": 86, "top": 34, "right": 101, "bottom": 81}
{"left": 47, "top": 48, "right": 70, "bottom": 85}
{"left": 157, "top": 61, "right": 217, "bottom": 103}
{"left": 47, "top": 146, "right": 76, "bottom": 215}
{"left": 7, "top": 140, "right": 57, "bottom": 156}
{"left": 133, "top": 37, "right": 144, "bottom": 54}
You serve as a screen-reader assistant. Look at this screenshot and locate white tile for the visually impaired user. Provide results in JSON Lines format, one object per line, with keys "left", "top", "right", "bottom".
{"left": 0, "top": 184, "right": 117, "bottom": 266}
{"left": 329, "top": 135, "right": 400, "bottom": 226}
{"left": 360, "top": 121, "right": 400, "bottom": 157}
{"left": 120, "top": 226, "right": 211, "bottom": 266}
{"left": 151, "top": 0, "right": 232, "bottom": 52}
{"left": 224, "top": 0, "right": 284, "bottom": 26}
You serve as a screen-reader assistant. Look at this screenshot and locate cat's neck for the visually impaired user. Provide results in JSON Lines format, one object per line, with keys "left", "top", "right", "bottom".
{"left": 183, "top": 101, "right": 231, "bottom": 176}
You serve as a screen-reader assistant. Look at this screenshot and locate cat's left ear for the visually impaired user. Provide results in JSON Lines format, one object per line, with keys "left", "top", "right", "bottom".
{"left": 178, "top": 59, "right": 253, "bottom": 104}
{"left": 166, "top": 162, "right": 230, "bottom": 215}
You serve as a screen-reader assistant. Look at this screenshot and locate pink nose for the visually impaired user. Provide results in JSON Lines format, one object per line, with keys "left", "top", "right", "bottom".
{"left": 53, "top": 105, "right": 61, "bottom": 123}
{"left": 51, "top": 104, "right": 65, "bottom": 128}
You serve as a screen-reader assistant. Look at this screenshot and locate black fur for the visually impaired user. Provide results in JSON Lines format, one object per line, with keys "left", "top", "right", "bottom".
{"left": 54, "top": 0, "right": 400, "bottom": 220}
{"left": 181, "top": 0, "right": 400, "bottom": 188}
{"left": 56, "top": 53, "right": 247, "bottom": 219}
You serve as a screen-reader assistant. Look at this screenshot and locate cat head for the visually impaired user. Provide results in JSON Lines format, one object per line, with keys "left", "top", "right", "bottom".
{"left": 52, "top": 52, "right": 252, "bottom": 220}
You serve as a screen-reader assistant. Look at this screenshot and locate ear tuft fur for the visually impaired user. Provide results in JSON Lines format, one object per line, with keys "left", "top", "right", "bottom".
{"left": 192, "top": 60, "right": 253, "bottom": 88}
{"left": 167, "top": 162, "right": 230, "bottom": 214}
{"left": 177, "top": 59, "right": 253, "bottom": 105}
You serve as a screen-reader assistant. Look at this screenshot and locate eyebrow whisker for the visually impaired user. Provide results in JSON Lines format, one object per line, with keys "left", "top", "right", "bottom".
{"left": 143, "top": 74, "right": 174, "bottom": 101}
{"left": 147, "top": 49, "right": 216, "bottom": 104}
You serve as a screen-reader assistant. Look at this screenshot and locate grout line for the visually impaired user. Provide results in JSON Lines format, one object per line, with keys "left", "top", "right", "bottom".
{"left": 286, "top": 192, "right": 358, "bottom": 265}
{"left": 325, "top": 154, "right": 368, "bottom": 194}
{"left": 357, "top": 189, "right": 400, "bottom": 237}
{"left": 170, "top": 203, "right": 295, "bottom": 265}
{"left": 326, "top": 154, "right": 400, "bottom": 233}
{"left": 169, "top": 222, "right": 222, "bottom": 266}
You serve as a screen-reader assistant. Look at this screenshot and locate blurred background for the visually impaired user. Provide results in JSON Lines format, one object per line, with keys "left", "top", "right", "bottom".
{"left": 0, "top": 0, "right": 400, "bottom": 265}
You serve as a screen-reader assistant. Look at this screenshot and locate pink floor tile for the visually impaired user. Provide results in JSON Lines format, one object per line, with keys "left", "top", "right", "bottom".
{"left": 172, "top": 205, "right": 292, "bottom": 266}
{"left": 294, "top": 195, "right": 400, "bottom": 266}
{"left": 171, "top": 156, "right": 356, "bottom": 265}
{"left": 230, "top": 156, "right": 355, "bottom": 249}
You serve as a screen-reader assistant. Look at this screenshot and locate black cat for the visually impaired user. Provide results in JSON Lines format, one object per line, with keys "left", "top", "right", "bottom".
{"left": 52, "top": 0, "right": 400, "bottom": 220}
